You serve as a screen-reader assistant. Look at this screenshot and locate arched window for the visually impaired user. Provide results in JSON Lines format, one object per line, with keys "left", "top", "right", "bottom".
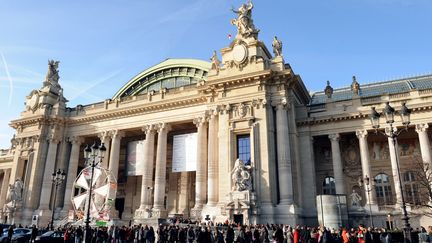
{"left": 323, "top": 176, "right": 336, "bottom": 195}
{"left": 403, "top": 171, "right": 420, "bottom": 205}
{"left": 374, "top": 173, "right": 393, "bottom": 205}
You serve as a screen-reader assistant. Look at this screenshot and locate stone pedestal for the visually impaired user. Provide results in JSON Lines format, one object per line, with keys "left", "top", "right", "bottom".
{"left": 224, "top": 190, "right": 256, "bottom": 225}
{"left": 316, "top": 194, "right": 348, "bottom": 228}
{"left": 134, "top": 207, "right": 153, "bottom": 220}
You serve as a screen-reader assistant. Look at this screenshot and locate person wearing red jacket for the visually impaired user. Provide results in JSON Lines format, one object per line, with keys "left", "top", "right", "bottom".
{"left": 294, "top": 225, "right": 300, "bottom": 243}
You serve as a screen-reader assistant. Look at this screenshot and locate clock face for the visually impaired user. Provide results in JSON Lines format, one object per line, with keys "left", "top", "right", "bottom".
{"left": 232, "top": 44, "right": 248, "bottom": 64}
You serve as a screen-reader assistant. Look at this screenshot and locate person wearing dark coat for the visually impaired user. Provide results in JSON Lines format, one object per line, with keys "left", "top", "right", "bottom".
{"left": 178, "top": 227, "right": 187, "bottom": 243}
{"left": 274, "top": 226, "right": 284, "bottom": 243}
{"left": 226, "top": 226, "right": 235, "bottom": 243}
{"left": 319, "top": 227, "right": 333, "bottom": 243}
{"left": 187, "top": 226, "right": 195, "bottom": 243}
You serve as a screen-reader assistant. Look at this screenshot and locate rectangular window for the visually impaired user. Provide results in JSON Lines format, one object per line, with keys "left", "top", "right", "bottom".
{"left": 237, "top": 134, "right": 251, "bottom": 165}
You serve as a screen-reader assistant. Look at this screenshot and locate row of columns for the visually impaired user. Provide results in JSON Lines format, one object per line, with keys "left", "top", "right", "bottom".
{"left": 135, "top": 113, "right": 219, "bottom": 218}
{"left": 327, "top": 123, "right": 431, "bottom": 206}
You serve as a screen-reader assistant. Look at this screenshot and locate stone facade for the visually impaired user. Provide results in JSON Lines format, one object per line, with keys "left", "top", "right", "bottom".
{"left": 1, "top": 2, "right": 432, "bottom": 229}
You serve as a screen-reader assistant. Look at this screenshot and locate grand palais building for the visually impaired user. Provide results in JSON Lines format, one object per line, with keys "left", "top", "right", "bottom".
{"left": 1, "top": 2, "right": 432, "bottom": 229}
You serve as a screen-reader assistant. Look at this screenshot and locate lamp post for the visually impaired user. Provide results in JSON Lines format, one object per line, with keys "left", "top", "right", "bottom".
{"left": 369, "top": 102, "right": 412, "bottom": 242}
{"left": 50, "top": 169, "right": 66, "bottom": 230}
{"left": 83, "top": 142, "right": 106, "bottom": 242}
{"left": 358, "top": 175, "right": 374, "bottom": 228}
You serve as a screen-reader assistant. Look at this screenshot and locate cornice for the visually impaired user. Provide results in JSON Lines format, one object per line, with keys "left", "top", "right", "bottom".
{"left": 68, "top": 95, "right": 207, "bottom": 125}
{"left": 203, "top": 69, "right": 273, "bottom": 90}
{"left": 9, "top": 116, "right": 65, "bottom": 130}
{"left": 297, "top": 104, "right": 432, "bottom": 127}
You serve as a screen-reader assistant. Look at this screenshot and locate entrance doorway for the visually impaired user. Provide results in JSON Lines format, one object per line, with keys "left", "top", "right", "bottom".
{"left": 233, "top": 214, "right": 243, "bottom": 225}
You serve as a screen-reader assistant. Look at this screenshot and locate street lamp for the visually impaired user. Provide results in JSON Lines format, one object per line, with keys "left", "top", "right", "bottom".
{"left": 358, "top": 175, "right": 374, "bottom": 228}
{"left": 83, "top": 142, "right": 106, "bottom": 242}
{"left": 50, "top": 169, "right": 66, "bottom": 230}
{"left": 369, "top": 102, "right": 412, "bottom": 242}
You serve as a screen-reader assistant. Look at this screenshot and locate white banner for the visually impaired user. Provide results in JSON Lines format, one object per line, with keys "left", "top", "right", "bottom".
{"left": 172, "top": 133, "right": 197, "bottom": 172}
{"left": 127, "top": 140, "right": 145, "bottom": 176}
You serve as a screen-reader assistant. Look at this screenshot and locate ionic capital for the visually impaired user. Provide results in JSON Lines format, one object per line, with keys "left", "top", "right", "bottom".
{"left": 111, "top": 130, "right": 125, "bottom": 140}
{"left": 207, "top": 108, "right": 219, "bottom": 119}
{"left": 68, "top": 136, "right": 84, "bottom": 145}
{"left": 193, "top": 116, "right": 208, "bottom": 128}
{"left": 415, "top": 123, "right": 429, "bottom": 133}
{"left": 328, "top": 133, "right": 340, "bottom": 142}
{"left": 142, "top": 124, "right": 156, "bottom": 135}
{"left": 356, "top": 129, "right": 368, "bottom": 139}
{"left": 273, "top": 97, "right": 290, "bottom": 110}
{"left": 47, "top": 134, "right": 61, "bottom": 144}
{"left": 156, "top": 122, "right": 171, "bottom": 133}
{"left": 98, "top": 131, "right": 112, "bottom": 141}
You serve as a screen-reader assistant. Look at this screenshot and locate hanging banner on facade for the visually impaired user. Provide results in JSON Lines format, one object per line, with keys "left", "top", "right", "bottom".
{"left": 172, "top": 133, "right": 197, "bottom": 172}
{"left": 127, "top": 140, "right": 145, "bottom": 176}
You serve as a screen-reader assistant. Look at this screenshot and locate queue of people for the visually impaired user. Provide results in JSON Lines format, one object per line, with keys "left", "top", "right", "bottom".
{"left": 4, "top": 221, "right": 432, "bottom": 243}
{"left": 56, "top": 223, "right": 429, "bottom": 243}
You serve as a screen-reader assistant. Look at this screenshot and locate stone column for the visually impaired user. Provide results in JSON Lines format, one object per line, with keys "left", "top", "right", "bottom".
{"left": 356, "top": 129, "right": 377, "bottom": 205}
{"left": 275, "top": 101, "right": 294, "bottom": 204}
{"left": 152, "top": 123, "right": 170, "bottom": 218}
{"left": 0, "top": 169, "right": 11, "bottom": 210}
{"left": 207, "top": 111, "right": 218, "bottom": 206}
{"left": 193, "top": 117, "right": 208, "bottom": 209}
{"left": 62, "top": 136, "right": 83, "bottom": 212}
{"left": 98, "top": 131, "right": 111, "bottom": 169}
{"left": 38, "top": 136, "right": 60, "bottom": 210}
{"left": 416, "top": 124, "right": 432, "bottom": 165}
{"left": 415, "top": 123, "right": 432, "bottom": 201}
{"left": 136, "top": 125, "right": 156, "bottom": 218}
{"left": 386, "top": 127, "right": 403, "bottom": 205}
{"left": 329, "top": 133, "right": 346, "bottom": 195}
{"left": 108, "top": 130, "right": 124, "bottom": 197}
{"left": 107, "top": 130, "right": 124, "bottom": 219}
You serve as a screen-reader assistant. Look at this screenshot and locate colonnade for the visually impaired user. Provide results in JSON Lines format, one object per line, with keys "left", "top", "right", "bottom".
{"left": 325, "top": 123, "right": 432, "bottom": 206}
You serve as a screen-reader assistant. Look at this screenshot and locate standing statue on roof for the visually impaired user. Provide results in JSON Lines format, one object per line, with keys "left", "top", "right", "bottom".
{"left": 272, "top": 36, "right": 283, "bottom": 57}
{"left": 210, "top": 50, "right": 221, "bottom": 72}
{"left": 231, "top": 0, "right": 259, "bottom": 39}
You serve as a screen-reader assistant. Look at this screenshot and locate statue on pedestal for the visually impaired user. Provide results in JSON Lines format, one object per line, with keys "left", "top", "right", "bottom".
{"left": 7, "top": 179, "right": 23, "bottom": 204}
{"left": 231, "top": 159, "right": 252, "bottom": 191}
{"left": 45, "top": 60, "right": 60, "bottom": 84}
{"left": 210, "top": 50, "right": 221, "bottom": 72}
{"left": 349, "top": 190, "right": 362, "bottom": 207}
{"left": 272, "top": 36, "right": 283, "bottom": 57}
{"left": 231, "top": 0, "right": 259, "bottom": 39}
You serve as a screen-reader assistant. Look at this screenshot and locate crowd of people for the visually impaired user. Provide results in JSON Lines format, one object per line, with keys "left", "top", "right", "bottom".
{"left": 6, "top": 221, "right": 430, "bottom": 243}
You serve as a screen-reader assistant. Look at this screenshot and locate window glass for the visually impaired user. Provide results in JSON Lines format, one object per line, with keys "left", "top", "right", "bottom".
{"left": 374, "top": 173, "right": 393, "bottom": 205}
{"left": 322, "top": 176, "right": 336, "bottom": 195}
{"left": 237, "top": 134, "right": 251, "bottom": 165}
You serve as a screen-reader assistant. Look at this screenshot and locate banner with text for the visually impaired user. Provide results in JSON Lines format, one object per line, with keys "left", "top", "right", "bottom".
{"left": 127, "top": 140, "right": 145, "bottom": 176}
{"left": 172, "top": 133, "right": 197, "bottom": 172}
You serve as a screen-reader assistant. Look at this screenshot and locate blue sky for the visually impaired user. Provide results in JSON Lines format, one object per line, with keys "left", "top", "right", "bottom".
{"left": 0, "top": 0, "right": 431, "bottom": 148}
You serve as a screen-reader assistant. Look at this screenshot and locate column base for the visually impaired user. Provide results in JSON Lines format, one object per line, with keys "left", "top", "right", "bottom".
{"left": 190, "top": 207, "right": 203, "bottom": 221}
{"left": 134, "top": 207, "right": 153, "bottom": 220}
{"left": 151, "top": 208, "right": 167, "bottom": 219}
{"left": 274, "top": 204, "right": 298, "bottom": 225}
{"left": 34, "top": 208, "right": 53, "bottom": 228}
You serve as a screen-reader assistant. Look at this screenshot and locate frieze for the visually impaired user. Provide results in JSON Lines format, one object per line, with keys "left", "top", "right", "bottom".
{"left": 68, "top": 96, "right": 207, "bottom": 125}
